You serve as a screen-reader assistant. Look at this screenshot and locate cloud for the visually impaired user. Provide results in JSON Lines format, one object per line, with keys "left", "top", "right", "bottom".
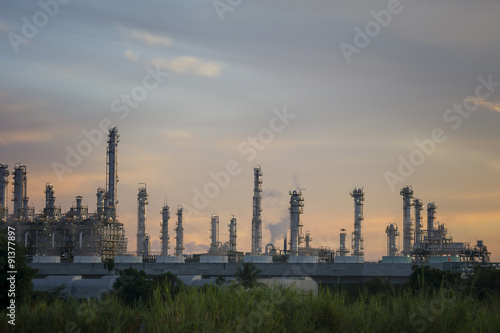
{"left": 124, "top": 50, "right": 222, "bottom": 78}
{"left": 466, "top": 97, "right": 500, "bottom": 113}
{"left": 130, "top": 30, "right": 171, "bottom": 47}
{"left": 0, "top": 130, "right": 54, "bottom": 145}
{"left": 163, "top": 130, "right": 193, "bottom": 140}
{"left": 149, "top": 56, "right": 222, "bottom": 77}
{"left": 125, "top": 49, "right": 138, "bottom": 61}
{"left": 184, "top": 241, "right": 209, "bottom": 253}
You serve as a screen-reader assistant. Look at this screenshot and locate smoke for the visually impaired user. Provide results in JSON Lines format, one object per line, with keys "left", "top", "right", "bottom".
{"left": 266, "top": 213, "right": 289, "bottom": 245}
{"left": 263, "top": 188, "right": 282, "bottom": 198}
{"left": 465, "top": 97, "right": 500, "bottom": 113}
{"left": 292, "top": 173, "right": 301, "bottom": 190}
{"left": 184, "top": 241, "right": 209, "bottom": 253}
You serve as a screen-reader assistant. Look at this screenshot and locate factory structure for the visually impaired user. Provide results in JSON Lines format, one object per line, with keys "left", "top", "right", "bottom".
{"left": 1, "top": 128, "right": 126, "bottom": 262}
{"left": 1, "top": 127, "right": 492, "bottom": 266}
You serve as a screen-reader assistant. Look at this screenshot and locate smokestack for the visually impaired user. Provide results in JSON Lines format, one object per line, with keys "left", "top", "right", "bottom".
{"left": 427, "top": 202, "right": 437, "bottom": 240}
{"left": 0, "top": 164, "right": 9, "bottom": 222}
{"left": 305, "top": 231, "right": 312, "bottom": 249}
{"left": 44, "top": 183, "right": 56, "bottom": 217}
{"left": 12, "top": 164, "right": 27, "bottom": 220}
{"left": 209, "top": 214, "right": 220, "bottom": 252}
{"left": 386, "top": 224, "right": 399, "bottom": 256}
{"left": 105, "top": 127, "right": 119, "bottom": 218}
{"left": 96, "top": 187, "right": 105, "bottom": 215}
{"left": 161, "top": 203, "right": 170, "bottom": 256}
{"left": 414, "top": 199, "right": 423, "bottom": 245}
{"left": 229, "top": 216, "right": 237, "bottom": 252}
{"left": 400, "top": 186, "right": 414, "bottom": 256}
{"left": 289, "top": 190, "right": 304, "bottom": 256}
{"left": 175, "top": 205, "right": 184, "bottom": 256}
{"left": 350, "top": 188, "right": 364, "bottom": 257}
{"left": 251, "top": 166, "right": 263, "bottom": 254}
{"left": 137, "top": 184, "right": 148, "bottom": 256}
{"left": 338, "top": 229, "right": 349, "bottom": 256}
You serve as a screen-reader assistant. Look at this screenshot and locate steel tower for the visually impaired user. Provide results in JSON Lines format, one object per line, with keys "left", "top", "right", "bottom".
{"left": 105, "top": 127, "right": 119, "bottom": 219}
{"left": 351, "top": 188, "right": 364, "bottom": 256}
{"left": 160, "top": 203, "right": 170, "bottom": 256}
{"left": 175, "top": 205, "right": 185, "bottom": 256}
{"left": 289, "top": 190, "right": 304, "bottom": 256}
{"left": 0, "top": 163, "right": 9, "bottom": 222}
{"left": 251, "top": 166, "right": 263, "bottom": 254}
{"left": 136, "top": 184, "right": 148, "bottom": 256}
{"left": 400, "top": 186, "right": 414, "bottom": 256}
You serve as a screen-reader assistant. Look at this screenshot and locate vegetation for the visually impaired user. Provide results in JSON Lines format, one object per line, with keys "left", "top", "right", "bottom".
{"left": 235, "top": 262, "right": 262, "bottom": 289}
{"left": 2, "top": 248, "right": 500, "bottom": 332}
{"left": 112, "top": 267, "right": 184, "bottom": 305}
{"left": 2, "top": 280, "right": 500, "bottom": 332}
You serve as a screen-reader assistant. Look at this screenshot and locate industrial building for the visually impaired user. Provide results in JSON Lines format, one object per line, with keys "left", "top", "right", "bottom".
{"left": 1, "top": 128, "right": 126, "bottom": 261}
{"left": 0, "top": 127, "right": 492, "bottom": 272}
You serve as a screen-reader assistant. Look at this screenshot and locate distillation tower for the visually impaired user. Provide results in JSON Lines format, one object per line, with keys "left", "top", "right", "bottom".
{"left": 105, "top": 127, "right": 119, "bottom": 219}
{"left": 305, "top": 232, "right": 312, "bottom": 249}
{"left": 175, "top": 206, "right": 184, "bottom": 256}
{"left": 413, "top": 199, "right": 423, "bottom": 251}
{"left": 228, "top": 216, "right": 237, "bottom": 252}
{"left": 289, "top": 190, "right": 304, "bottom": 256}
{"left": 137, "top": 184, "right": 148, "bottom": 256}
{"left": 209, "top": 214, "right": 220, "bottom": 252}
{"left": 351, "top": 188, "right": 364, "bottom": 257}
{"left": 12, "top": 164, "right": 31, "bottom": 221}
{"left": 160, "top": 203, "right": 170, "bottom": 256}
{"left": 386, "top": 224, "right": 400, "bottom": 256}
{"left": 400, "top": 186, "right": 414, "bottom": 256}
{"left": 0, "top": 164, "right": 9, "bottom": 222}
{"left": 43, "top": 184, "right": 61, "bottom": 220}
{"left": 427, "top": 202, "right": 436, "bottom": 239}
{"left": 336, "top": 229, "right": 350, "bottom": 256}
{"left": 251, "top": 166, "right": 263, "bottom": 254}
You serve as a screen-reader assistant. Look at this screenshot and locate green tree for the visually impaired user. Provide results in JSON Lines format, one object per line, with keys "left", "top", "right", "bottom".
{"left": 235, "top": 262, "right": 262, "bottom": 289}
{"left": 468, "top": 266, "right": 500, "bottom": 300}
{"left": 0, "top": 227, "right": 38, "bottom": 307}
{"left": 103, "top": 258, "right": 115, "bottom": 273}
{"left": 409, "top": 265, "right": 460, "bottom": 294}
{"left": 113, "top": 268, "right": 184, "bottom": 305}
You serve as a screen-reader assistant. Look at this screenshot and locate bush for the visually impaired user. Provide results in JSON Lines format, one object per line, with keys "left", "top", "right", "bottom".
{"left": 408, "top": 265, "right": 461, "bottom": 294}
{"left": 468, "top": 266, "right": 500, "bottom": 300}
{"left": 112, "top": 267, "right": 184, "bottom": 305}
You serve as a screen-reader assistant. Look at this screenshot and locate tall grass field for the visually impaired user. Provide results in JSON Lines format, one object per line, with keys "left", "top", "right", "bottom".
{"left": 2, "top": 283, "right": 499, "bottom": 333}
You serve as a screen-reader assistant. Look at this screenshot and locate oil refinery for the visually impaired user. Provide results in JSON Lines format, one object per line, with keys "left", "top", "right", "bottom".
{"left": 1, "top": 127, "right": 496, "bottom": 294}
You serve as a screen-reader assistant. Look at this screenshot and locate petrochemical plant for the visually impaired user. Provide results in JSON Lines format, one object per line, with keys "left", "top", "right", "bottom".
{"left": 1, "top": 127, "right": 492, "bottom": 269}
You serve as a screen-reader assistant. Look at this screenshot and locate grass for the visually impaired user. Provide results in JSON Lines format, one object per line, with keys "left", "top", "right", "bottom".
{"left": 2, "top": 284, "right": 500, "bottom": 333}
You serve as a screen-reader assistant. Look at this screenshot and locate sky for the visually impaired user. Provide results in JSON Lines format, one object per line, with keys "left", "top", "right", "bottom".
{"left": 0, "top": 0, "right": 499, "bottom": 261}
